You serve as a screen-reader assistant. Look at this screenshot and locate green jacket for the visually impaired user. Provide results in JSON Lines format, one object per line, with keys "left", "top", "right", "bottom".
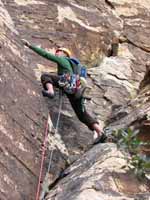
{"left": 29, "top": 45, "right": 73, "bottom": 75}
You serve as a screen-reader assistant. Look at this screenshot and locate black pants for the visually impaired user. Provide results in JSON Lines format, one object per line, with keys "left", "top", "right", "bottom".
{"left": 41, "top": 73, "right": 97, "bottom": 130}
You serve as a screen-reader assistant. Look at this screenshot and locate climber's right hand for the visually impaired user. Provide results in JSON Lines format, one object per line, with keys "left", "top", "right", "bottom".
{"left": 21, "top": 39, "right": 31, "bottom": 47}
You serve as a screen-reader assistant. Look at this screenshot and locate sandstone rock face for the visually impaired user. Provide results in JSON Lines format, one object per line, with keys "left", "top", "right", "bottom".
{"left": 0, "top": 0, "right": 150, "bottom": 199}
{"left": 46, "top": 144, "right": 149, "bottom": 200}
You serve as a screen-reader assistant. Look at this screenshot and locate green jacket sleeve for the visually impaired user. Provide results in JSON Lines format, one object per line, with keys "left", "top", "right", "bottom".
{"left": 28, "top": 45, "right": 73, "bottom": 75}
{"left": 29, "top": 45, "right": 61, "bottom": 64}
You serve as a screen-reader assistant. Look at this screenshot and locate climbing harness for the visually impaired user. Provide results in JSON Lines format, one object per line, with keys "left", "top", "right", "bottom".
{"left": 35, "top": 89, "right": 63, "bottom": 200}
{"left": 58, "top": 73, "right": 87, "bottom": 95}
{"left": 58, "top": 57, "right": 87, "bottom": 95}
{"left": 58, "top": 74, "right": 80, "bottom": 94}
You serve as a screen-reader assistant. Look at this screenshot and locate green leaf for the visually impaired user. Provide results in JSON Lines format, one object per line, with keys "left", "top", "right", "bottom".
{"left": 143, "top": 162, "right": 150, "bottom": 169}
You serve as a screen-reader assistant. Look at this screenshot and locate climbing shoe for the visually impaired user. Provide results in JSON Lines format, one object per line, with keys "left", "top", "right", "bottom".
{"left": 93, "top": 131, "right": 107, "bottom": 145}
{"left": 42, "top": 90, "right": 55, "bottom": 99}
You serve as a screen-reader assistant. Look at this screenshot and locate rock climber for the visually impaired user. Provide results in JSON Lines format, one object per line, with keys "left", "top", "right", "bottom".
{"left": 21, "top": 39, "right": 106, "bottom": 144}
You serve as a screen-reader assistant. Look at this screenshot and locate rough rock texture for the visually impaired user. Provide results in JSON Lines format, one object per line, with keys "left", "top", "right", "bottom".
{"left": 0, "top": 0, "right": 150, "bottom": 199}
{"left": 46, "top": 143, "right": 150, "bottom": 200}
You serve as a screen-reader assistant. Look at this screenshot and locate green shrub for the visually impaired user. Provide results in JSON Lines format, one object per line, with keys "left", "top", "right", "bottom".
{"left": 113, "top": 128, "right": 150, "bottom": 178}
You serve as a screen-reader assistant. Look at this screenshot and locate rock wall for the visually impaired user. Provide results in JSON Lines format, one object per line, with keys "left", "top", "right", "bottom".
{"left": 0, "top": 0, "right": 150, "bottom": 199}
{"left": 46, "top": 143, "right": 150, "bottom": 200}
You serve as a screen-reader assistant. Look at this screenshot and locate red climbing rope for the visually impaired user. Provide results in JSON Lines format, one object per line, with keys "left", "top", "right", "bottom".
{"left": 35, "top": 114, "right": 49, "bottom": 200}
